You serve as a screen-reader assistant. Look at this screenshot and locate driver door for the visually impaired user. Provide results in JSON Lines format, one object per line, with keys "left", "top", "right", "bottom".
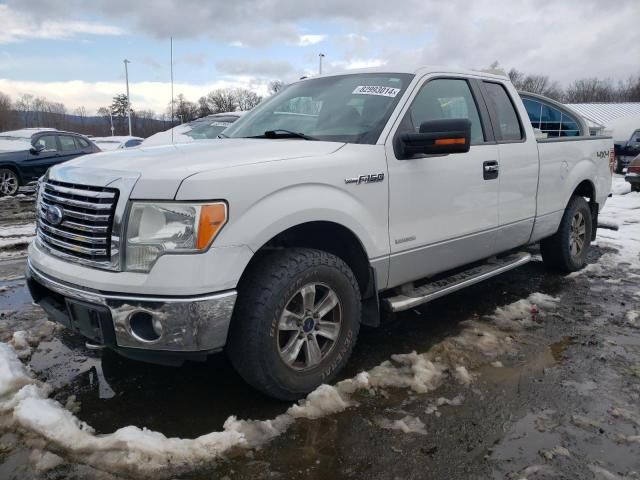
{"left": 385, "top": 76, "right": 500, "bottom": 287}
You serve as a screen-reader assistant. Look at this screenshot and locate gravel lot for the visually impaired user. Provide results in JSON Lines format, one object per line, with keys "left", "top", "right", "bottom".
{"left": 0, "top": 177, "right": 638, "bottom": 480}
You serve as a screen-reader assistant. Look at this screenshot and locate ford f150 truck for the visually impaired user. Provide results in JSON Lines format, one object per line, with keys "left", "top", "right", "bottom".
{"left": 26, "top": 67, "right": 613, "bottom": 400}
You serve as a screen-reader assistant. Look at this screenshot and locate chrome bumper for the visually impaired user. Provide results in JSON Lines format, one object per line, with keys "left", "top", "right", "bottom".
{"left": 26, "top": 259, "right": 237, "bottom": 353}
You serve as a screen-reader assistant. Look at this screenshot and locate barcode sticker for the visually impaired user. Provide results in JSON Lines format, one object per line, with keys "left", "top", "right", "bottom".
{"left": 352, "top": 85, "right": 400, "bottom": 97}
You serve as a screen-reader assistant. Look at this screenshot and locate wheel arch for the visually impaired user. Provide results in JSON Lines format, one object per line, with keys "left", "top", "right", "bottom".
{"left": 238, "top": 220, "right": 381, "bottom": 327}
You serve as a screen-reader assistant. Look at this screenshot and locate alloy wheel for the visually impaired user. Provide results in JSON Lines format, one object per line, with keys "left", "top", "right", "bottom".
{"left": 569, "top": 211, "right": 586, "bottom": 258}
{"left": 277, "top": 282, "right": 342, "bottom": 371}
{"left": 0, "top": 169, "right": 18, "bottom": 196}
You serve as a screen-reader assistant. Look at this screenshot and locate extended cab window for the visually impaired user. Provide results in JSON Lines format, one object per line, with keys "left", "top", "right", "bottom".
{"left": 522, "top": 98, "right": 581, "bottom": 137}
{"left": 398, "top": 78, "right": 485, "bottom": 145}
{"left": 483, "top": 82, "right": 523, "bottom": 141}
{"left": 223, "top": 73, "right": 414, "bottom": 144}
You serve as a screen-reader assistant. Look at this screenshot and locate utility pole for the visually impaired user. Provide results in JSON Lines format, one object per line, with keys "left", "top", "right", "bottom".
{"left": 318, "top": 53, "right": 325, "bottom": 75}
{"left": 124, "top": 59, "right": 133, "bottom": 136}
{"left": 170, "top": 37, "right": 174, "bottom": 143}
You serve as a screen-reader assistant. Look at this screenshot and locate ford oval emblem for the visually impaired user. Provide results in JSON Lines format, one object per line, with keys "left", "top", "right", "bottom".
{"left": 45, "top": 205, "right": 64, "bottom": 226}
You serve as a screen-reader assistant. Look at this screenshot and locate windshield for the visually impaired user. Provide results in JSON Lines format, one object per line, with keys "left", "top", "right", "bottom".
{"left": 0, "top": 136, "right": 31, "bottom": 151}
{"left": 186, "top": 117, "right": 238, "bottom": 139}
{"left": 223, "top": 73, "right": 414, "bottom": 144}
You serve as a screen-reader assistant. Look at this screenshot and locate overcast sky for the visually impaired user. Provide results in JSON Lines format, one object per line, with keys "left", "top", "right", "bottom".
{"left": 0, "top": 0, "right": 638, "bottom": 113}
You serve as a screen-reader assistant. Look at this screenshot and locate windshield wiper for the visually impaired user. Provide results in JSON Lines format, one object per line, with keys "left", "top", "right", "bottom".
{"left": 217, "top": 133, "right": 228, "bottom": 138}
{"left": 262, "top": 129, "right": 318, "bottom": 140}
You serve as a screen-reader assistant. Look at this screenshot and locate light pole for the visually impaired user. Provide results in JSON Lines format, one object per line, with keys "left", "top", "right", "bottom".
{"left": 109, "top": 111, "right": 115, "bottom": 136}
{"left": 123, "top": 59, "right": 133, "bottom": 136}
{"left": 318, "top": 53, "right": 325, "bottom": 75}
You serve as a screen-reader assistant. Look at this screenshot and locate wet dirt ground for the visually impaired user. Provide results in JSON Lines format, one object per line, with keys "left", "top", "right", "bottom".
{"left": 1, "top": 183, "right": 639, "bottom": 480}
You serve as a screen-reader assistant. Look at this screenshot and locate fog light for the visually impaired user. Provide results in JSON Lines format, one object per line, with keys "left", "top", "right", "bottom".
{"left": 129, "top": 311, "right": 163, "bottom": 342}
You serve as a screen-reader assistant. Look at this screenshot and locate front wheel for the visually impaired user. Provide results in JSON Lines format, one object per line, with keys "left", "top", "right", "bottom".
{"left": 0, "top": 169, "right": 19, "bottom": 196}
{"left": 227, "top": 248, "right": 361, "bottom": 400}
{"left": 540, "top": 196, "right": 593, "bottom": 273}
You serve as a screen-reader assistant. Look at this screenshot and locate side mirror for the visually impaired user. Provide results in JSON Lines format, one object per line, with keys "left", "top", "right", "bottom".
{"left": 397, "top": 118, "right": 471, "bottom": 159}
{"left": 30, "top": 143, "right": 45, "bottom": 154}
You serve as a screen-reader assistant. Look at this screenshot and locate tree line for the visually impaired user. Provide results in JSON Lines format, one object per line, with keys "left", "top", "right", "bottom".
{"left": 507, "top": 68, "right": 640, "bottom": 103}
{"left": 0, "top": 81, "right": 286, "bottom": 137}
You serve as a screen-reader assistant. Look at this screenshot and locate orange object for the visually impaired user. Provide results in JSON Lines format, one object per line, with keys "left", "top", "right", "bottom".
{"left": 197, "top": 204, "right": 227, "bottom": 249}
{"left": 435, "top": 137, "right": 466, "bottom": 146}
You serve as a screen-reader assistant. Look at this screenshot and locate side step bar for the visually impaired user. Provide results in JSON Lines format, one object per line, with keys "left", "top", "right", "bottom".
{"left": 384, "top": 252, "right": 531, "bottom": 313}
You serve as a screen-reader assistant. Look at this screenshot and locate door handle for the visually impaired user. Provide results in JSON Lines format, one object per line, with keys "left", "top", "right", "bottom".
{"left": 483, "top": 160, "right": 499, "bottom": 180}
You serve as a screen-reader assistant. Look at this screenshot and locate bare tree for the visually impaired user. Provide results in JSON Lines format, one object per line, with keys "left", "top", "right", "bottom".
{"left": 197, "top": 96, "right": 213, "bottom": 117}
{"left": 0, "top": 92, "right": 14, "bottom": 132}
{"left": 564, "top": 78, "right": 616, "bottom": 103}
{"left": 206, "top": 89, "right": 237, "bottom": 113}
{"left": 14, "top": 93, "right": 34, "bottom": 128}
{"left": 235, "top": 88, "right": 262, "bottom": 111}
{"left": 508, "top": 68, "right": 563, "bottom": 101}
{"left": 167, "top": 94, "right": 199, "bottom": 123}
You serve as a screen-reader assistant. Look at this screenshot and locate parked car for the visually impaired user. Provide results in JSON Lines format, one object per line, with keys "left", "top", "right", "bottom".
{"left": 91, "top": 136, "right": 144, "bottom": 151}
{"left": 141, "top": 112, "right": 243, "bottom": 146}
{"left": 625, "top": 153, "right": 640, "bottom": 192}
{"left": 0, "top": 128, "right": 100, "bottom": 196}
{"left": 611, "top": 119, "right": 640, "bottom": 173}
{"left": 26, "top": 67, "right": 612, "bottom": 400}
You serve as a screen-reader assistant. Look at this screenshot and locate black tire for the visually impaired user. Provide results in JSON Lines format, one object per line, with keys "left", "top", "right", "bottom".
{"left": 614, "top": 159, "right": 623, "bottom": 174}
{"left": 0, "top": 168, "right": 19, "bottom": 196}
{"left": 227, "top": 248, "right": 361, "bottom": 400}
{"left": 540, "top": 196, "right": 592, "bottom": 273}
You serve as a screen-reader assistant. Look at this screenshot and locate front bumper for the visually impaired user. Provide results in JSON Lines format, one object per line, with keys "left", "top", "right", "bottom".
{"left": 26, "top": 259, "right": 237, "bottom": 362}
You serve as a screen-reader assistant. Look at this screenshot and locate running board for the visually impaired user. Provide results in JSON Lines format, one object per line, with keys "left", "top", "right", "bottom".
{"left": 384, "top": 252, "right": 532, "bottom": 313}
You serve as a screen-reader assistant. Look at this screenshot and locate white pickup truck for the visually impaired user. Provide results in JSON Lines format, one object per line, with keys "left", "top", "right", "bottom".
{"left": 26, "top": 67, "right": 613, "bottom": 400}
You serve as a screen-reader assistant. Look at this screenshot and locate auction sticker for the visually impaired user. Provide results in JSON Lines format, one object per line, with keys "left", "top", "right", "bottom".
{"left": 352, "top": 85, "right": 400, "bottom": 97}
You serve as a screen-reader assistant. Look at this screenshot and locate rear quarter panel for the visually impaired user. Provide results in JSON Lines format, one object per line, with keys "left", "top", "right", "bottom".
{"left": 531, "top": 137, "right": 612, "bottom": 242}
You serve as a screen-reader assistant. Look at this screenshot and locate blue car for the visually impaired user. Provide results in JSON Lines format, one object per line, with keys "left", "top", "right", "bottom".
{"left": 0, "top": 128, "right": 100, "bottom": 196}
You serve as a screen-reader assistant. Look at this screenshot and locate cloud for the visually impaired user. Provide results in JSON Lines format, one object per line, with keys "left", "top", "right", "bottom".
{"left": 0, "top": 4, "right": 124, "bottom": 43}
{"left": 297, "top": 34, "right": 327, "bottom": 46}
{"left": 0, "top": 78, "right": 270, "bottom": 113}
{"left": 3, "top": 0, "right": 640, "bottom": 84}
{"left": 215, "top": 59, "right": 294, "bottom": 77}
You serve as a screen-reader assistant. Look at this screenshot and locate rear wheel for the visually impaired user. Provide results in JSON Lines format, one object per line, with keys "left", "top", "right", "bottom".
{"left": 227, "top": 248, "right": 361, "bottom": 400}
{"left": 540, "top": 196, "right": 592, "bottom": 273}
{"left": 0, "top": 169, "right": 19, "bottom": 196}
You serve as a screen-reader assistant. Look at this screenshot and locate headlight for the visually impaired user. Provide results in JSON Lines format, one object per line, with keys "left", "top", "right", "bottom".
{"left": 125, "top": 202, "right": 227, "bottom": 272}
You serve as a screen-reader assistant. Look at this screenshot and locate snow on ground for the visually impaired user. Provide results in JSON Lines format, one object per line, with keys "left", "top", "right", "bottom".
{"left": 593, "top": 176, "right": 640, "bottom": 268}
{"left": 0, "top": 222, "right": 35, "bottom": 258}
{"left": 0, "top": 224, "right": 36, "bottom": 238}
{"left": 0, "top": 292, "right": 558, "bottom": 478}
{"left": 375, "top": 415, "right": 427, "bottom": 435}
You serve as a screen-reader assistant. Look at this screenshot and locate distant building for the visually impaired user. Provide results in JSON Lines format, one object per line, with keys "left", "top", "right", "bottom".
{"left": 564, "top": 103, "right": 640, "bottom": 140}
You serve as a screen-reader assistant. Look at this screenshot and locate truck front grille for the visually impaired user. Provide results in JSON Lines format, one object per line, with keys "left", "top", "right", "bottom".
{"left": 37, "top": 179, "right": 119, "bottom": 265}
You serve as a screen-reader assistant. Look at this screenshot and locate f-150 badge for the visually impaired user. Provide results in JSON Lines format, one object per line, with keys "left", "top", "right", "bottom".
{"left": 345, "top": 173, "right": 385, "bottom": 185}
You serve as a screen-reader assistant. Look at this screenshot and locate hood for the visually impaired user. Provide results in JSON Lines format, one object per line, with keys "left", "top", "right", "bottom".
{"left": 50, "top": 139, "right": 344, "bottom": 199}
